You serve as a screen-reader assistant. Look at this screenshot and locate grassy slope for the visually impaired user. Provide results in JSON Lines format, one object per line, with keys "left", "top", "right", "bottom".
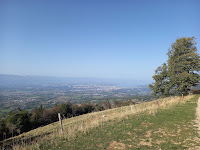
{"left": 36, "top": 95, "right": 200, "bottom": 150}
{"left": 3, "top": 95, "right": 200, "bottom": 150}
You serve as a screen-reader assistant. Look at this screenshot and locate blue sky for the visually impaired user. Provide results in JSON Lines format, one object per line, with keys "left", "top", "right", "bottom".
{"left": 0, "top": 0, "right": 199, "bottom": 80}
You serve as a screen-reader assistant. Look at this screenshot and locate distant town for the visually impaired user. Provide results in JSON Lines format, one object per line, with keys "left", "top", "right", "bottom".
{"left": 0, "top": 82, "right": 152, "bottom": 116}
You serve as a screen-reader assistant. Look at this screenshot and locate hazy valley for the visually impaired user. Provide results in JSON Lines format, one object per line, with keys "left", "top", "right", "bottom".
{"left": 0, "top": 74, "right": 152, "bottom": 115}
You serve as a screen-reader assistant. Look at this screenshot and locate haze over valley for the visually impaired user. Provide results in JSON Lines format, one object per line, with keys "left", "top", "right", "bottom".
{"left": 0, "top": 74, "right": 152, "bottom": 115}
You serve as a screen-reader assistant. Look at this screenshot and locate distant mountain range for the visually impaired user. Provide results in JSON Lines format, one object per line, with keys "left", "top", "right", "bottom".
{"left": 0, "top": 74, "right": 151, "bottom": 88}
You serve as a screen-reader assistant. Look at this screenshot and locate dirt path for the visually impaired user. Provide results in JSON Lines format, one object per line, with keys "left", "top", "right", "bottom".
{"left": 188, "top": 97, "right": 200, "bottom": 150}
{"left": 191, "top": 97, "right": 200, "bottom": 150}
{"left": 196, "top": 97, "right": 200, "bottom": 135}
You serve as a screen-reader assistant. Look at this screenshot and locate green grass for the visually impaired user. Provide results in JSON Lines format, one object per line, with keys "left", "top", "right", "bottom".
{"left": 20, "top": 95, "right": 200, "bottom": 150}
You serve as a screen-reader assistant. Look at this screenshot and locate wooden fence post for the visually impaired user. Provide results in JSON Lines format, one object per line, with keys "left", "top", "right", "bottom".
{"left": 130, "top": 105, "right": 133, "bottom": 113}
{"left": 58, "top": 113, "right": 63, "bottom": 134}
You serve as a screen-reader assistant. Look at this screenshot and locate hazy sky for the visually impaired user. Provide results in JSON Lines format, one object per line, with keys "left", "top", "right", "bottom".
{"left": 0, "top": 0, "right": 199, "bottom": 80}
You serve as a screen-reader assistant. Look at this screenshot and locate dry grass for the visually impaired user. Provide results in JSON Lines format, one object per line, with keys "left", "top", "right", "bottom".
{"left": 3, "top": 95, "right": 193, "bottom": 150}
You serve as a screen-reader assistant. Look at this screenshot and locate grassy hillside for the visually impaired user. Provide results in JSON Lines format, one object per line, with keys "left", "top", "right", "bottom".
{"left": 1, "top": 95, "right": 200, "bottom": 149}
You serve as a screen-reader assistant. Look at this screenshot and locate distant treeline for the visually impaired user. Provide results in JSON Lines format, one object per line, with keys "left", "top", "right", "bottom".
{"left": 0, "top": 99, "right": 136, "bottom": 141}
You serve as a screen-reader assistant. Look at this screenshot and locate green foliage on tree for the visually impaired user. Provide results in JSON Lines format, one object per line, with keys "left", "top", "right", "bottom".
{"left": 0, "top": 119, "right": 8, "bottom": 140}
{"left": 149, "top": 63, "right": 169, "bottom": 97}
{"left": 149, "top": 37, "right": 200, "bottom": 97}
{"left": 59, "top": 102, "right": 72, "bottom": 117}
{"left": 5, "top": 109, "right": 31, "bottom": 134}
{"left": 30, "top": 105, "right": 45, "bottom": 127}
